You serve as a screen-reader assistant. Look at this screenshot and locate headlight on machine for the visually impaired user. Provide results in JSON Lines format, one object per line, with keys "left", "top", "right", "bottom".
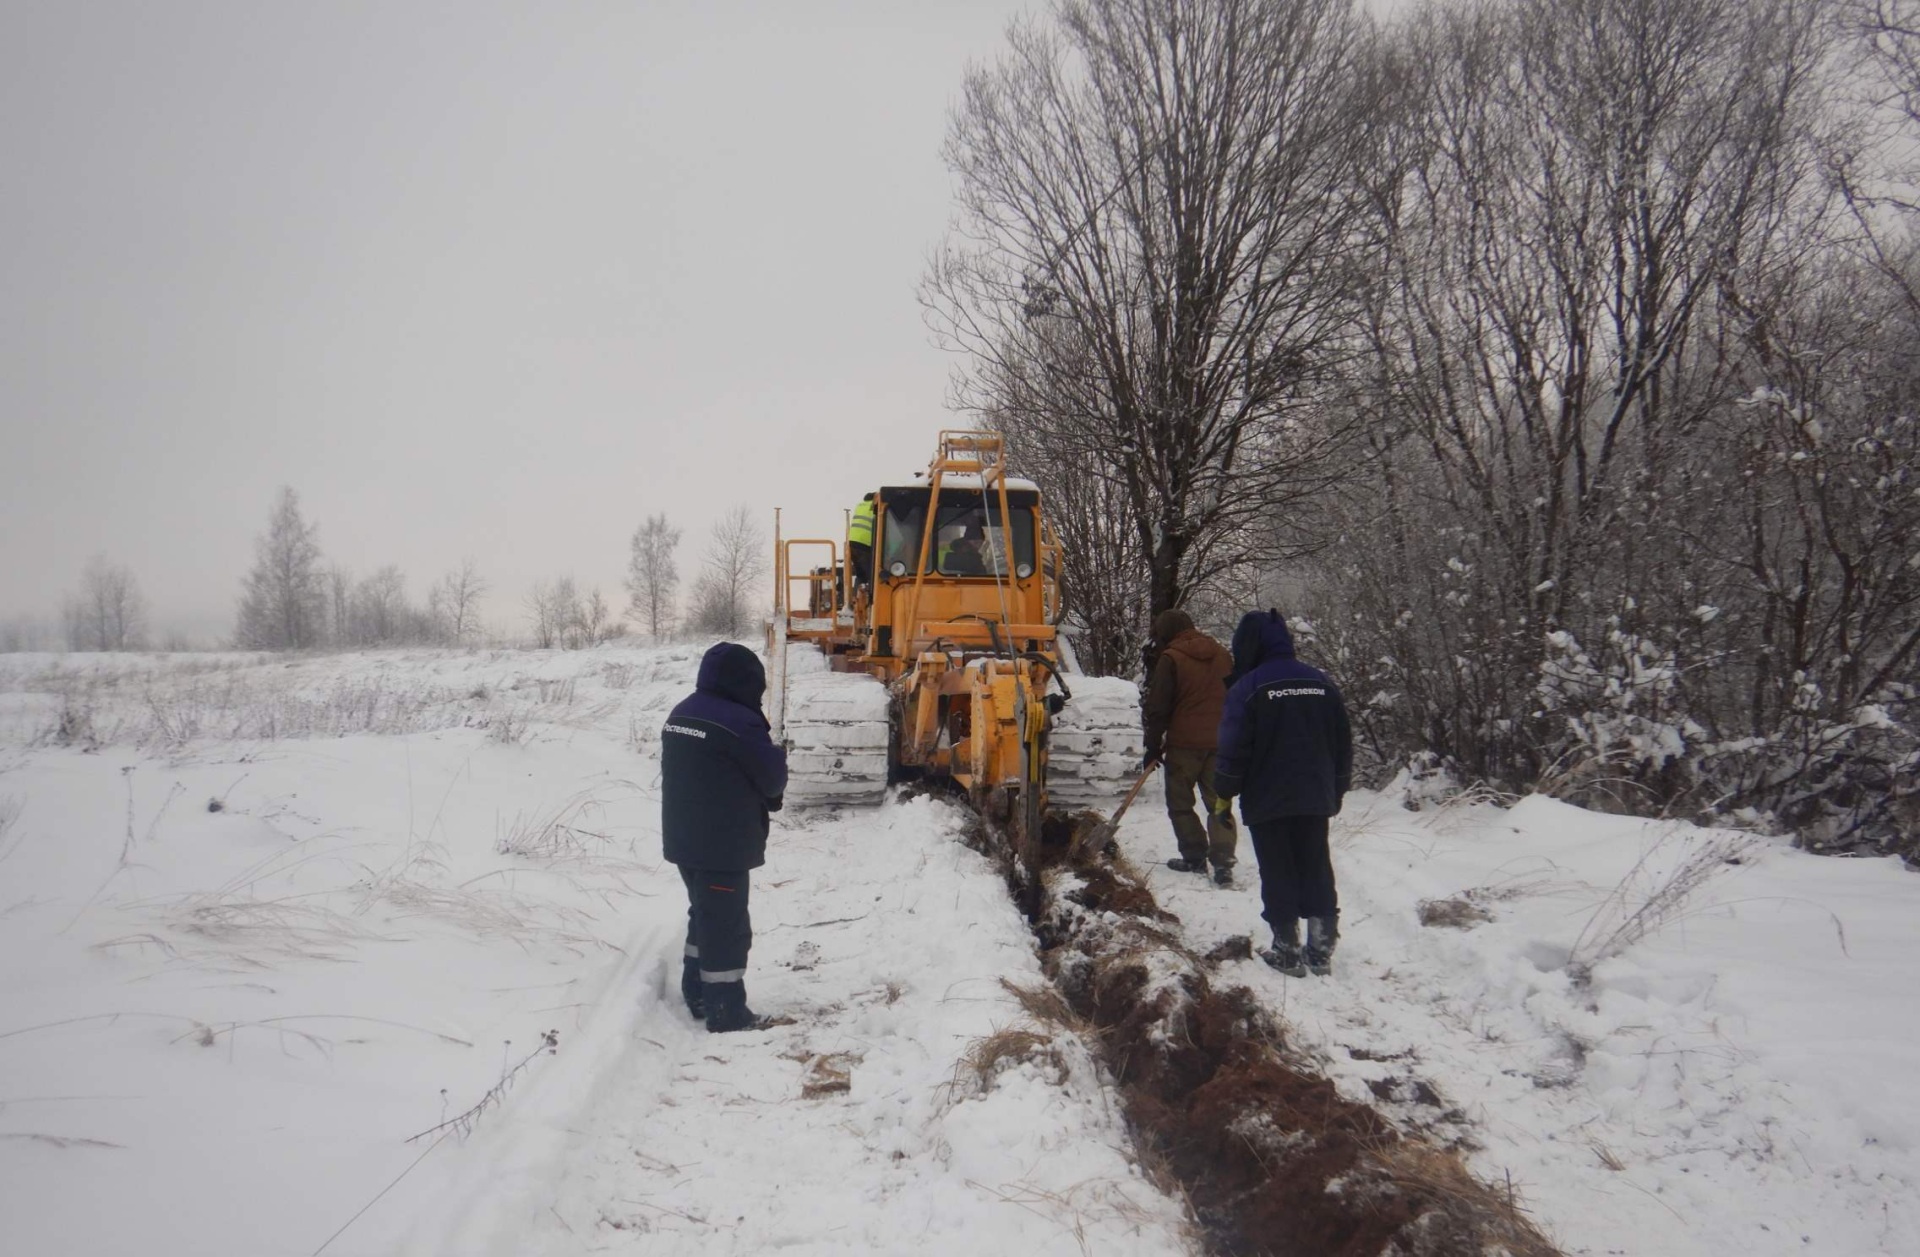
{"left": 1015, "top": 562, "right": 1034, "bottom": 578}
{"left": 889, "top": 560, "right": 908, "bottom": 577}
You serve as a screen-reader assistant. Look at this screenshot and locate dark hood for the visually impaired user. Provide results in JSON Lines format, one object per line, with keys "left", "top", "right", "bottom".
{"left": 1151, "top": 609, "right": 1195, "bottom": 644}
{"left": 696, "top": 642, "right": 767, "bottom": 709}
{"left": 1228, "top": 609, "right": 1294, "bottom": 683}
{"left": 1165, "top": 628, "right": 1226, "bottom": 666}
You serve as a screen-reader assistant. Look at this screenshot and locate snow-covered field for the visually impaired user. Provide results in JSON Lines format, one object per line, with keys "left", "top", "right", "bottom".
{"left": 1, "top": 643, "right": 1914, "bottom": 1255}
{"left": 1125, "top": 791, "right": 1919, "bottom": 1256}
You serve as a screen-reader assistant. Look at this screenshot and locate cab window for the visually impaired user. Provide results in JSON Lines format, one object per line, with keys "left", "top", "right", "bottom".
{"left": 878, "top": 490, "right": 1037, "bottom": 577}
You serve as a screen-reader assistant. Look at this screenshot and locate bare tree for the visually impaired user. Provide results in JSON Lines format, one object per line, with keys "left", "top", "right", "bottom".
{"left": 351, "top": 565, "right": 412, "bottom": 646}
{"left": 998, "top": 417, "right": 1150, "bottom": 675}
{"left": 625, "top": 514, "right": 681, "bottom": 639}
{"left": 924, "top": 0, "right": 1390, "bottom": 625}
{"left": 235, "top": 487, "right": 326, "bottom": 651}
{"left": 1866, "top": 0, "right": 1920, "bottom": 88}
{"left": 578, "top": 586, "right": 623, "bottom": 647}
{"left": 1305, "top": 0, "right": 1863, "bottom": 810}
{"left": 1838, "top": 2, "right": 1920, "bottom": 314}
{"left": 525, "top": 575, "right": 581, "bottom": 650}
{"left": 324, "top": 565, "right": 353, "bottom": 647}
{"left": 430, "top": 559, "right": 489, "bottom": 645}
{"left": 687, "top": 506, "right": 766, "bottom": 638}
{"left": 62, "top": 554, "right": 148, "bottom": 651}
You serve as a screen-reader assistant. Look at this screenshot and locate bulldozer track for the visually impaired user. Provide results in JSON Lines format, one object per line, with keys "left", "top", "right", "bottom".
{"left": 780, "top": 646, "right": 890, "bottom": 807}
{"left": 1045, "top": 675, "right": 1145, "bottom": 812}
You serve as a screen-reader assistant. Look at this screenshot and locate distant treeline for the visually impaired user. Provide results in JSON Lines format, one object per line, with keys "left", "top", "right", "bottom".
{"left": 0, "top": 491, "right": 773, "bottom": 657}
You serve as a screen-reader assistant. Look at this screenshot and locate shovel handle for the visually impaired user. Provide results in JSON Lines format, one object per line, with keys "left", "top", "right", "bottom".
{"left": 1069, "top": 762, "right": 1158, "bottom": 862}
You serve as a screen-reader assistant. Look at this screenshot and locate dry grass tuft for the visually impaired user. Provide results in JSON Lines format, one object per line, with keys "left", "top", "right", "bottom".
{"left": 157, "top": 894, "right": 382, "bottom": 967}
{"left": 1568, "top": 828, "right": 1759, "bottom": 983}
{"left": 495, "top": 787, "right": 632, "bottom": 859}
{"left": 943, "top": 1027, "right": 1070, "bottom": 1106}
{"left": 999, "top": 977, "right": 1079, "bottom": 1029}
{"left": 1417, "top": 896, "right": 1495, "bottom": 930}
{"left": 1368, "top": 1142, "right": 1563, "bottom": 1257}
{"left": 799, "top": 1051, "right": 860, "bottom": 1099}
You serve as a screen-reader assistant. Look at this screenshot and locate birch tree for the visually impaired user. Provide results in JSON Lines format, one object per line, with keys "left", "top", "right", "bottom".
{"left": 430, "top": 559, "right": 489, "bottom": 645}
{"left": 625, "top": 514, "right": 681, "bottom": 639}
{"left": 688, "top": 506, "right": 765, "bottom": 638}
{"left": 235, "top": 487, "right": 325, "bottom": 651}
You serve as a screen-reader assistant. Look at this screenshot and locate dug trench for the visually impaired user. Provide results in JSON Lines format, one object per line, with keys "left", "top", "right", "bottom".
{"left": 985, "top": 812, "right": 1565, "bottom": 1257}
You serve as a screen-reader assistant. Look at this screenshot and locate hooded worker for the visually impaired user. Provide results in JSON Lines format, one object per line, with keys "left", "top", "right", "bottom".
{"left": 1214, "top": 610, "right": 1353, "bottom": 976}
{"left": 1141, "top": 608, "right": 1237, "bottom": 884}
{"left": 661, "top": 642, "right": 789, "bottom": 1032}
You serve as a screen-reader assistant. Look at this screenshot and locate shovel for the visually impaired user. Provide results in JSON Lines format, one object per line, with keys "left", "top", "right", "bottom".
{"left": 1068, "top": 761, "right": 1158, "bottom": 863}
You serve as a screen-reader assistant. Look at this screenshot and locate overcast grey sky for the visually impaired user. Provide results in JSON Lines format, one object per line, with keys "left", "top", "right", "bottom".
{"left": 0, "top": 0, "right": 1031, "bottom": 638}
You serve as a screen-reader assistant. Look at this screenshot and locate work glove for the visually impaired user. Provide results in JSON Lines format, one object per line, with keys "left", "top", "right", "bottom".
{"left": 1210, "top": 795, "right": 1233, "bottom": 820}
{"left": 1142, "top": 748, "right": 1162, "bottom": 771}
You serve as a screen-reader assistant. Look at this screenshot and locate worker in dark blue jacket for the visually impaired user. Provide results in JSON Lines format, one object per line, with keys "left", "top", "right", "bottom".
{"left": 1214, "top": 610, "right": 1353, "bottom": 977}
{"left": 661, "top": 642, "right": 789, "bottom": 1032}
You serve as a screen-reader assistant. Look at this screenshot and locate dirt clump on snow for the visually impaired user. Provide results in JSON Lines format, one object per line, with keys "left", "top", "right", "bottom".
{"left": 1417, "top": 896, "right": 1496, "bottom": 930}
{"left": 1033, "top": 850, "right": 1563, "bottom": 1257}
{"left": 1059, "top": 860, "right": 1177, "bottom": 923}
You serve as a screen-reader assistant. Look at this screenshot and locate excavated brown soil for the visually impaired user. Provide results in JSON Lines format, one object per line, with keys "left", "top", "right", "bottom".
{"left": 1013, "top": 830, "right": 1563, "bottom": 1257}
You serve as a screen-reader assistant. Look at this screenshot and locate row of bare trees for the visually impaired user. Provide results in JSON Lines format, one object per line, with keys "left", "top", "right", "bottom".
{"left": 222, "top": 488, "right": 767, "bottom": 652}
{"left": 62, "top": 555, "right": 149, "bottom": 651}
{"left": 932, "top": 0, "right": 1919, "bottom": 853}
{"left": 235, "top": 488, "right": 492, "bottom": 650}
{"left": 522, "top": 505, "right": 763, "bottom": 646}
{"left": 4, "top": 557, "right": 171, "bottom": 652}
{"left": 1304, "top": 0, "right": 1920, "bottom": 850}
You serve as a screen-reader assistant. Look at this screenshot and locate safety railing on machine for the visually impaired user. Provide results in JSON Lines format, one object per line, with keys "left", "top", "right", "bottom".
{"left": 779, "top": 538, "right": 844, "bottom": 634}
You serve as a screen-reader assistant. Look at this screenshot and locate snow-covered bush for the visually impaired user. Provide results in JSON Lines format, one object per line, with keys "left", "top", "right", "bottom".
{"left": 1532, "top": 624, "right": 1704, "bottom": 811}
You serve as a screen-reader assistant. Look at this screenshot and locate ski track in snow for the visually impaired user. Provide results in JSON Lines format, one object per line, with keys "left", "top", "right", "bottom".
{"left": 2, "top": 642, "right": 1915, "bottom": 1256}
{"left": 410, "top": 798, "right": 1191, "bottom": 1257}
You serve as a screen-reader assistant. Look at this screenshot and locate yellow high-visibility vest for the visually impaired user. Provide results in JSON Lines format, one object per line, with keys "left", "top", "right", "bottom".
{"left": 848, "top": 498, "right": 876, "bottom": 547}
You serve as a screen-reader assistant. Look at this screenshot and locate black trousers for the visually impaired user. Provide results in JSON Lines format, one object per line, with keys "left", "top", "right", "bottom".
{"left": 848, "top": 541, "right": 872, "bottom": 588}
{"left": 1249, "top": 816, "right": 1337, "bottom": 928}
{"left": 679, "top": 867, "right": 753, "bottom": 983}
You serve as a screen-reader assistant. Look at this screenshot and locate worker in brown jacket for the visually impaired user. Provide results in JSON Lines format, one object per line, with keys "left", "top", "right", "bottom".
{"left": 1141, "top": 609, "right": 1237, "bottom": 886}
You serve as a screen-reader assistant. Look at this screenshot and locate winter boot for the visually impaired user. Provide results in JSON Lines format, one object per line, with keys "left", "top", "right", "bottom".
{"left": 1166, "top": 857, "right": 1209, "bottom": 874}
{"left": 703, "top": 980, "right": 772, "bottom": 1034}
{"left": 1260, "top": 919, "right": 1307, "bottom": 977}
{"left": 1212, "top": 865, "right": 1234, "bottom": 888}
{"left": 680, "top": 958, "right": 705, "bottom": 1020}
{"left": 1305, "top": 916, "right": 1338, "bottom": 976}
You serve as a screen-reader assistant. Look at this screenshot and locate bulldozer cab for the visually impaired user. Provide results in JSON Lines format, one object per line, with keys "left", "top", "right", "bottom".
{"left": 878, "top": 489, "right": 1034, "bottom": 579}
{"left": 773, "top": 431, "right": 1063, "bottom": 677}
{"left": 862, "top": 478, "right": 1053, "bottom": 670}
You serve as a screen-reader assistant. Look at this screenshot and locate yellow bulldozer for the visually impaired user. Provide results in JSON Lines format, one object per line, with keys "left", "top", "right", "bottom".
{"left": 767, "top": 430, "right": 1141, "bottom": 863}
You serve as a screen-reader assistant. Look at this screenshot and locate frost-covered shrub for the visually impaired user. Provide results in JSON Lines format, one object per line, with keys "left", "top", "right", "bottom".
{"left": 1533, "top": 624, "right": 1704, "bottom": 810}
